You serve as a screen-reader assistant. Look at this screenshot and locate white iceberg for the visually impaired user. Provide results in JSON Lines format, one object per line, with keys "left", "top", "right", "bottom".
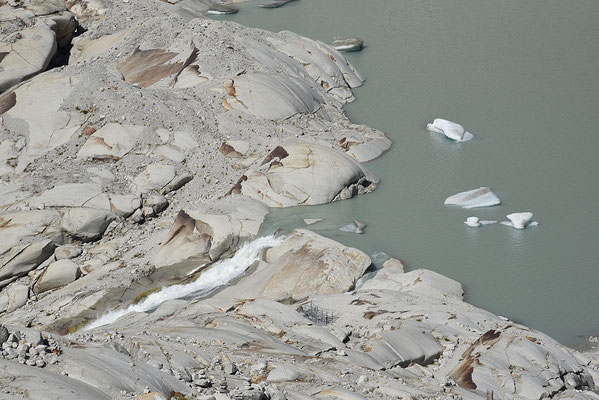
{"left": 501, "top": 212, "right": 535, "bottom": 229}
{"left": 426, "top": 119, "right": 474, "bottom": 142}
{"left": 445, "top": 187, "right": 501, "bottom": 208}
{"left": 465, "top": 217, "right": 481, "bottom": 227}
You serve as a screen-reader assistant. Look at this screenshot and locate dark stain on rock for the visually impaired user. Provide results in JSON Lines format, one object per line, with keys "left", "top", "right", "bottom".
{"left": 449, "top": 329, "right": 502, "bottom": 390}
{"left": 116, "top": 47, "right": 184, "bottom": 88}
{"left": 0, "top": 91, "right": 16, "bottom": 115}
{"left": 220, "top": 143, "right": 242, "bottom": 158}
{"left": 261, "top": 145, "right": 289, "bottom": 166}
{"left": 226, "top": 175, "right": 248, "bottom": 196}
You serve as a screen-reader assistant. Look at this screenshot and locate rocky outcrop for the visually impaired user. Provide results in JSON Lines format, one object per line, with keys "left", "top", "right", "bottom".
{"left": 222, "top": 72, "right": 323, "bottom": 120}
{"left": 153, "top": 196, "right": 269, "bottom": 267}
{"left": 229, "top": 142, "right": 378, "bottom": 207}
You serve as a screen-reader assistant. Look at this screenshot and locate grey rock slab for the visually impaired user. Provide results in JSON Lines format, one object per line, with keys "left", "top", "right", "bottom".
{"left": 132, "top": 164, "right": 193, "bottom": 195}
{"left": 266, "top": 362, "right": 301, "bottom": 382}
{"left": 365, "top": 322, "right": 443, "bottom": 368}
{"left": 275, "top": 36, "right": 364, "bottom": 102}
{"left": 77, "top": 123, "right": 144, "bottom": 160}
{"left": 330, "top": 37, "right": 364, "bottom": 52}
{"left": 6, "top": 282, "right": 30, "bottom": 311}
{"left": 26, "top": 183, "right": 110, "bottom": 210}
{"left": 153, "top": 196, "right": 268, "bottom": 267}
{"left": 261, "top": 229, "right": 371, "bottom": 302}
{"left": 0, "top": 209, "right": 61, "bottom": 254}
{"left": 0, "top": 358, "right": 111, "bottom": 400}
{"left": 55, "top": 245, "right": 82, "bottom": 260}
{"left": 223, "top": 72, "right": 323, "bottom": 120}
{"left": 259, "top": 0, "right": 297, "bottom": 8}
{"left": 58, "top": 345, "right": 192, "bottom": 397}
{"left": 360, "top": 268, "right": 464, "bottom": 299}
{"left": 108, "top": 194, "right": 141, "bottom": 217}
{"left": 58, "top": 207, "right": 116, "bottom": 242}
{"left": 34, "top": 259, "right": 81, "bottom": 293}
{"left": 0, "top": 239, "right": 55, "bottom": 288}
{"left": 231, "top": 142, "right": 378, "bottom": 207}
{"left": 1, "top": 71, "right": 84, "bottom": 171}
{"left": 0, "top": 25, "right": 57, "bottom": 93}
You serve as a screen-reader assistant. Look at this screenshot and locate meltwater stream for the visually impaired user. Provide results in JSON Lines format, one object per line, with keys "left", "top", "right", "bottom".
{"left": 216, "top": 0, "right": 599, "bottom": 347}
{"left": 84, "top": 235, "right": 283, "bottom": 330}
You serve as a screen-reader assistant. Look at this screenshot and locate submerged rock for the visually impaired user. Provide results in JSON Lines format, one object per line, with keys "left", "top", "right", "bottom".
{"left": 445, "top": 187, "right": 500, "bottom": 208}
{"left": 339, "top": 219, "right": 366, "bottom": 234}
{"left": 207, "top": 4, "right": 238, "bottom": 15}
{"left": 330, "top": 37, "right": 364, "bottom": 52}
{"left": 426, "top": 118, "right": 474, "bottom": 142}
{"left": 259, "top": 0, "right": 297, "bottom": 8}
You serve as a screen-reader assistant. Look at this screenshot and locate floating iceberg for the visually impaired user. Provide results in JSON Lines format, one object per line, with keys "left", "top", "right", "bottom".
{"left": 500, "top": 212, "right": 537, "bottom": 229}
{"left": 426, "top": 119, "right": 474, "bottom": 142}
{"left": 340, "top": 219, "right": 366, "bottom": 234}
{"left": 445, "top": 187, "right": 500, "bottom": 208}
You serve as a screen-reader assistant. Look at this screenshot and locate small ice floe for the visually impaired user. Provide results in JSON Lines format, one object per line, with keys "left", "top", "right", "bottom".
{"left": 464, "top": 217, "right": 498, "bottom": 227}
{"left": 500, "top": 212, "right": 538, "bottom": 229}
{"left": 426, "top": 119, "right": 474, "bottom": 142}
{"left": 303, "top": 218, "right": 323, "bottom": 225}
{"left": 340, "top": 219, "right": 366, "bottom": 234}
{"left": 445, "top": 187, "right": 500, "bottom": 208}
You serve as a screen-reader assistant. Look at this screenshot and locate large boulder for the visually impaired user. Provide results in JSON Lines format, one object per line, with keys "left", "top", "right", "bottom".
{"left": 260, "top": 229, "right": 371, "bottom": 302}
{"left": 0, "top": 239, "right": 55, "bottom": 287}
{"left": 77, "top": 123, "right": 144, "bottom": 160}
{"left": 363, "top": 321, "right": 444, "bottom": 368}
{"left": 0, "top": 25, "right": 57, "bottom": 93}
{"left": 222, "top": 72, "right": 323, "bottom": 120}
{"left": 229, "top": 142, "right": 377, "bottom": 207}
{"left": 449, "top": 330, "right": 594, "bottom": 398}
{"left": 34, "top": 259, "right": 81, "bottom": 293}
{"left": 132, "top": 164, "right": 192, "bottom": 195}
{"left": 0, "top": 71, "right": 84, "bottom": 173}
{"left": 153, "top": 196, "right": 268, "bottom": 267}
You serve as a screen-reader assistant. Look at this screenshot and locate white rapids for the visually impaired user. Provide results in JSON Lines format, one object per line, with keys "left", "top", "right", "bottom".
{"left": 84, "top": 235, "right": 283, "bottom": 331}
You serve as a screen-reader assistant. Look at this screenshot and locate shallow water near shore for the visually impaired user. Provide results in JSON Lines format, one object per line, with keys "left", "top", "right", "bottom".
{"left": 216, "top": 0, "right": 599, "bottom": 347}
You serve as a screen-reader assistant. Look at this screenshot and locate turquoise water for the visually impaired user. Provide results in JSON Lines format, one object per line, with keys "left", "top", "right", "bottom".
{"left": 216, "top": 0, "right": 599, "bottom": 347}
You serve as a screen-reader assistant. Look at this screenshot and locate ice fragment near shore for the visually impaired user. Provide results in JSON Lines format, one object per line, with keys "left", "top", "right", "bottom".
{"left": 445, "top": 187, "right": 500, "bottom": 208}
{"left": 426, "top": 119, "right": 474, "bottom": 142}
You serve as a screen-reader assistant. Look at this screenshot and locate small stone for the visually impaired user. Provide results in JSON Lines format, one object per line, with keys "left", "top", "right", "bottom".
{"left": 35, "top": 359, "right": 46, "bottom": 367}
{"left": 0, "top": 326, "right": 8, "bottom": 345}
{"left": 225, "top": 362, "right": 238, "bottom": 375}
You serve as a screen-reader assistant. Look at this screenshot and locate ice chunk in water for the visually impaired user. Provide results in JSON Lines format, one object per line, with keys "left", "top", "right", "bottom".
{"left": 465, "top": 217, "right": 481, "bottom": 227}
{"left": 426, "top": 119, "right": 474, "bottom": 142}
{"left": 505, "top": 212, "right": 533, "bottom": 229}
{"left": 445, "top": 187, "right": 501, "bottom": 208}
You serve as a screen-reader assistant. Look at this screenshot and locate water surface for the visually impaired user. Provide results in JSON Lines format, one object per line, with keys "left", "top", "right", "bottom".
{"left": 216, "top": 0, "right": 599, "bottom": 347}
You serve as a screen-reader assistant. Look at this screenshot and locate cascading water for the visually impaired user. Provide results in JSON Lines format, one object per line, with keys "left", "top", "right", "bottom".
{"left": 84, "top": 235, "right": 283, "bottom": 331}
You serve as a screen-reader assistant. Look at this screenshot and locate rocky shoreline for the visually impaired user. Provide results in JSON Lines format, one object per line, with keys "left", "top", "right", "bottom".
{"left": 0, "top": 0, "right": 598, "bottom": 399}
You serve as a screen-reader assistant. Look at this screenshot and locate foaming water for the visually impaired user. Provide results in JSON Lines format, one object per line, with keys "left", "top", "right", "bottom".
{"left": 84, "top": 235, "right": 283, "bottom": 330}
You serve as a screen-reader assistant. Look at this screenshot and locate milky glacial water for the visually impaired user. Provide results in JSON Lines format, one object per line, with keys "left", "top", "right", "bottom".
{"left": 216, "top": 0, "right": 599, "bottom": 347}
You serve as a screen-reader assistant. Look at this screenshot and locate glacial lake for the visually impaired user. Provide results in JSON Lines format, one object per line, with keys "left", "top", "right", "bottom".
{"left": 216, "top": 0, "right": 599, "bottom": 347}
